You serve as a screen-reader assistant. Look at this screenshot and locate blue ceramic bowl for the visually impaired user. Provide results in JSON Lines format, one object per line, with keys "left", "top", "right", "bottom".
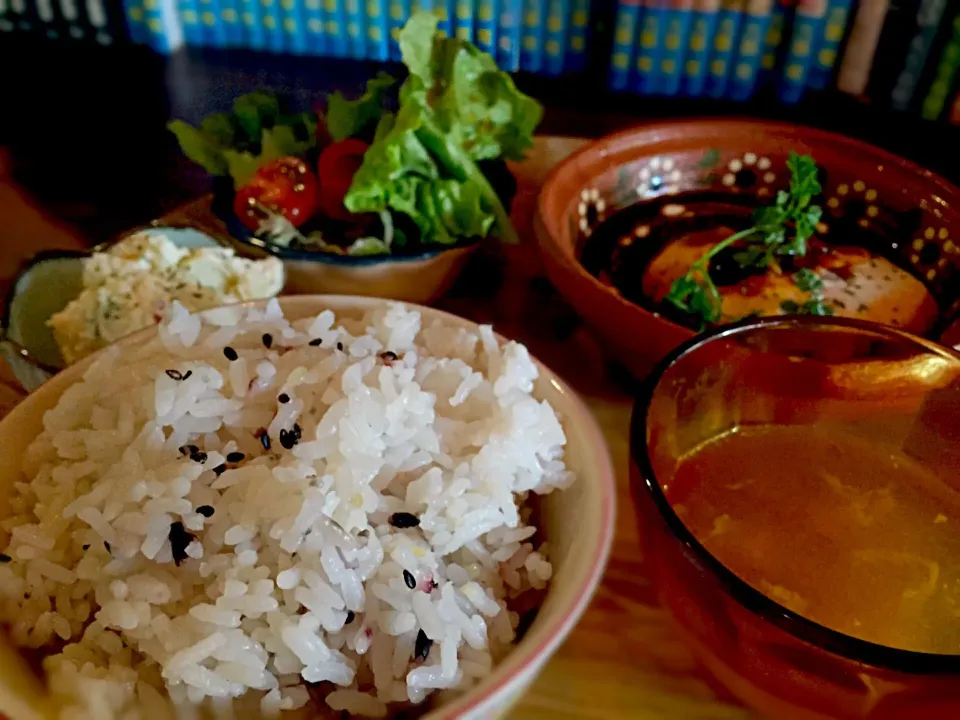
{"left": 0, "top": 227, "right": 222, "bottom": 392}
{"left": 208, "top": 169, "right": 513, "bottom": 301}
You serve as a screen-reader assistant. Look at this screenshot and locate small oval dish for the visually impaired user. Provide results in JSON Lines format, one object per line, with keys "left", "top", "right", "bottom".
{"left": 0, "top": 227, "right": 235, "bottom": 392}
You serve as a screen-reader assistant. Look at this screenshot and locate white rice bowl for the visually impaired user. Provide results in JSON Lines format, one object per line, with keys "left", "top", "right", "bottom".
{"left": 0, "top": 296, "right": 606, "bottom": 720}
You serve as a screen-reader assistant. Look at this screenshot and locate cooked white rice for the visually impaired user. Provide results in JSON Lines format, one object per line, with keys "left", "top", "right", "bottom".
{"left": 0, "top": 300, "right": 574, "bottom": 719}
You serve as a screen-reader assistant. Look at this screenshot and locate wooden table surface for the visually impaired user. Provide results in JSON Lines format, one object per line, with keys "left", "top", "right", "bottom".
{"left": 496, "top": 138, "right": 755, "bottom": 720}
{"left": 0, "top": 136, "right": 757, "bottom": 719}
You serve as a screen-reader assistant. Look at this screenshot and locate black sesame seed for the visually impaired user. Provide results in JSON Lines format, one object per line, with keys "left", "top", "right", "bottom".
{"left": 226, "top": 452, "right": 245, "bottom": 463}
{"left": 262, "top": 333, "right": 273, "bottom": 349}
{"left": 514, "top": 607, "right": 538, "bottom": 640}
{"left": 260, "top": 432, "right": 271, "bottom": 451}
{"left": 279, "top": 428, "right": 298, "bottom": 450}
{"left": 165, "top": 369, "right": 183, "bottom": 381}
{"left": 389, "top": 512, "right": 420, "bottom": 529}
{"left": 414, "top": 629, "right": 432, "bottom": 661}
{"left": 278, "top": 393, "right": 290, "bottom": 404}
{"left": 168, "top": 521, "right": 195, "bottom": 567}
{"left": 293, "top": 423, "right": 302, "bottom": 440}
{"left": 337, "top": 342, "right": 344, "bottom": 351}
{"left": 190, "top": 451, "right": 208, "bottom": 464}
{"left": 403, "top": 570, "right": 416, "bottom": 589}
{"left": 345, "top": 610, "right": 355, "bottom": 624}
{"left": 223, "top": 347, "right": 239, "bottom": 362}
{"left": 196, "top": 505, "right": 215, "bottom": 518}
{"left": 182, "top": 370, "right": 193, "bottom": 380}
{"left": 0, "top": 553, "right": 10, "bottom": 563}
{"left": 178, "top": 446, "right": 188, "bottom": 456}
{"left": 213, "top": 464, "right": 227, "bottom": 477}
{"left": 308, "top": 338, "right": 323, "bottom": 346}
{"left": 187, "top": 445, "right": 199, "bottom": 455}
{"left": 81, "top": 544, "right": 90, "bottom": 551}
{"left": 104, "top": 542, "right": 111, "bottom": 553}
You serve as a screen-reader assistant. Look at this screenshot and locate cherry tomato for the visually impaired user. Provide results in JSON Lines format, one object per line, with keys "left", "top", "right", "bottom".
{"left": 316, "top": 139, "right": 369, "bottom": 221}
{"left": 234, "top": 157, "right": 318, "bottom": 231}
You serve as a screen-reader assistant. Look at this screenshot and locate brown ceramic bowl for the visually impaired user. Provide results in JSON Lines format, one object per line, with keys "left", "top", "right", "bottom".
{"left": 535, "top": 119, "right": 960, "bottom": 378}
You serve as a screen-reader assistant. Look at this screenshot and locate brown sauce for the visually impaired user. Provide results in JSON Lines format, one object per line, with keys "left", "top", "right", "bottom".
{"left": 578, "top": 194, "right": 940, "bottom": 335}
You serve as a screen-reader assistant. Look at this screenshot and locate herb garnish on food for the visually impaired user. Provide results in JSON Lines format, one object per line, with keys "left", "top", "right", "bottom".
{"left": 783, "top": 268, "right": 834, "bottom": 317}
{"left": 664, "top": 152, "right": 826, "bottom": 327}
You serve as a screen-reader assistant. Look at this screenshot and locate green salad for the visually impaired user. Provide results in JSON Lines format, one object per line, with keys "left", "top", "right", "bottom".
{"left": 169, "top": 13, "right": 543, "bottom": 256}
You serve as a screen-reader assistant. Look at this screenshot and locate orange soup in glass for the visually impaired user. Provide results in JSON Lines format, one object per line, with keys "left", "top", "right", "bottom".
{"left": 631, "top": 316, "right": 960, "bottom": 719}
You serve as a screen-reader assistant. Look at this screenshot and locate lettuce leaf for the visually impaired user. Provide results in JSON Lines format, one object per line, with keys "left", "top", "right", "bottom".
{"left": 347, "top": 237, "right": 391, "bottom": 256}
{"left": 168, "top": 120, "right": 230, "bottom": 176}
{"left": 326, "top": 72, "right": 396, "bottom": 142}
{"left": 168, "top": 91, "right": 317, "bottom": 189}
{"left": 199, "top": 113, "right": 237, "bottom": 147}
{"left": 232, "top": 91, "right": 280, "bottom": 141}
{"left": 400, "top": 13, "right": 541, "bottom": 162}
{"left": 343, "top": 12, "right": 541, "bottom": 246}
{"left": 221, "top": 126, "right": 315, "bottom": 187}
{"left": 344, "top": 101, "right": 493, "bottom": 245}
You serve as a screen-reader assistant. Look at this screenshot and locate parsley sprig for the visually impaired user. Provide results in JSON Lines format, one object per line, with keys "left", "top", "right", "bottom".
{"left": 782, "top": 268, "right": 834, "bottom": 316}
{"left": 664, "top": 152, "right": 825, "bottom": 327}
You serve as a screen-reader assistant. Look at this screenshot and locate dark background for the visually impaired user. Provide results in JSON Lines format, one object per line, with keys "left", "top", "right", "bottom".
{"left": 3, "top": 36, "right": 960, "bottom": 245}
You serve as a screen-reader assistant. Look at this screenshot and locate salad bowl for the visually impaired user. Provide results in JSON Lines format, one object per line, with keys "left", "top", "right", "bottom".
{"left": 170, "top": 13, "right": 538, "bottom": 303}
{"left": 209, "top": 178, "right": 484, "bottom": 303}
